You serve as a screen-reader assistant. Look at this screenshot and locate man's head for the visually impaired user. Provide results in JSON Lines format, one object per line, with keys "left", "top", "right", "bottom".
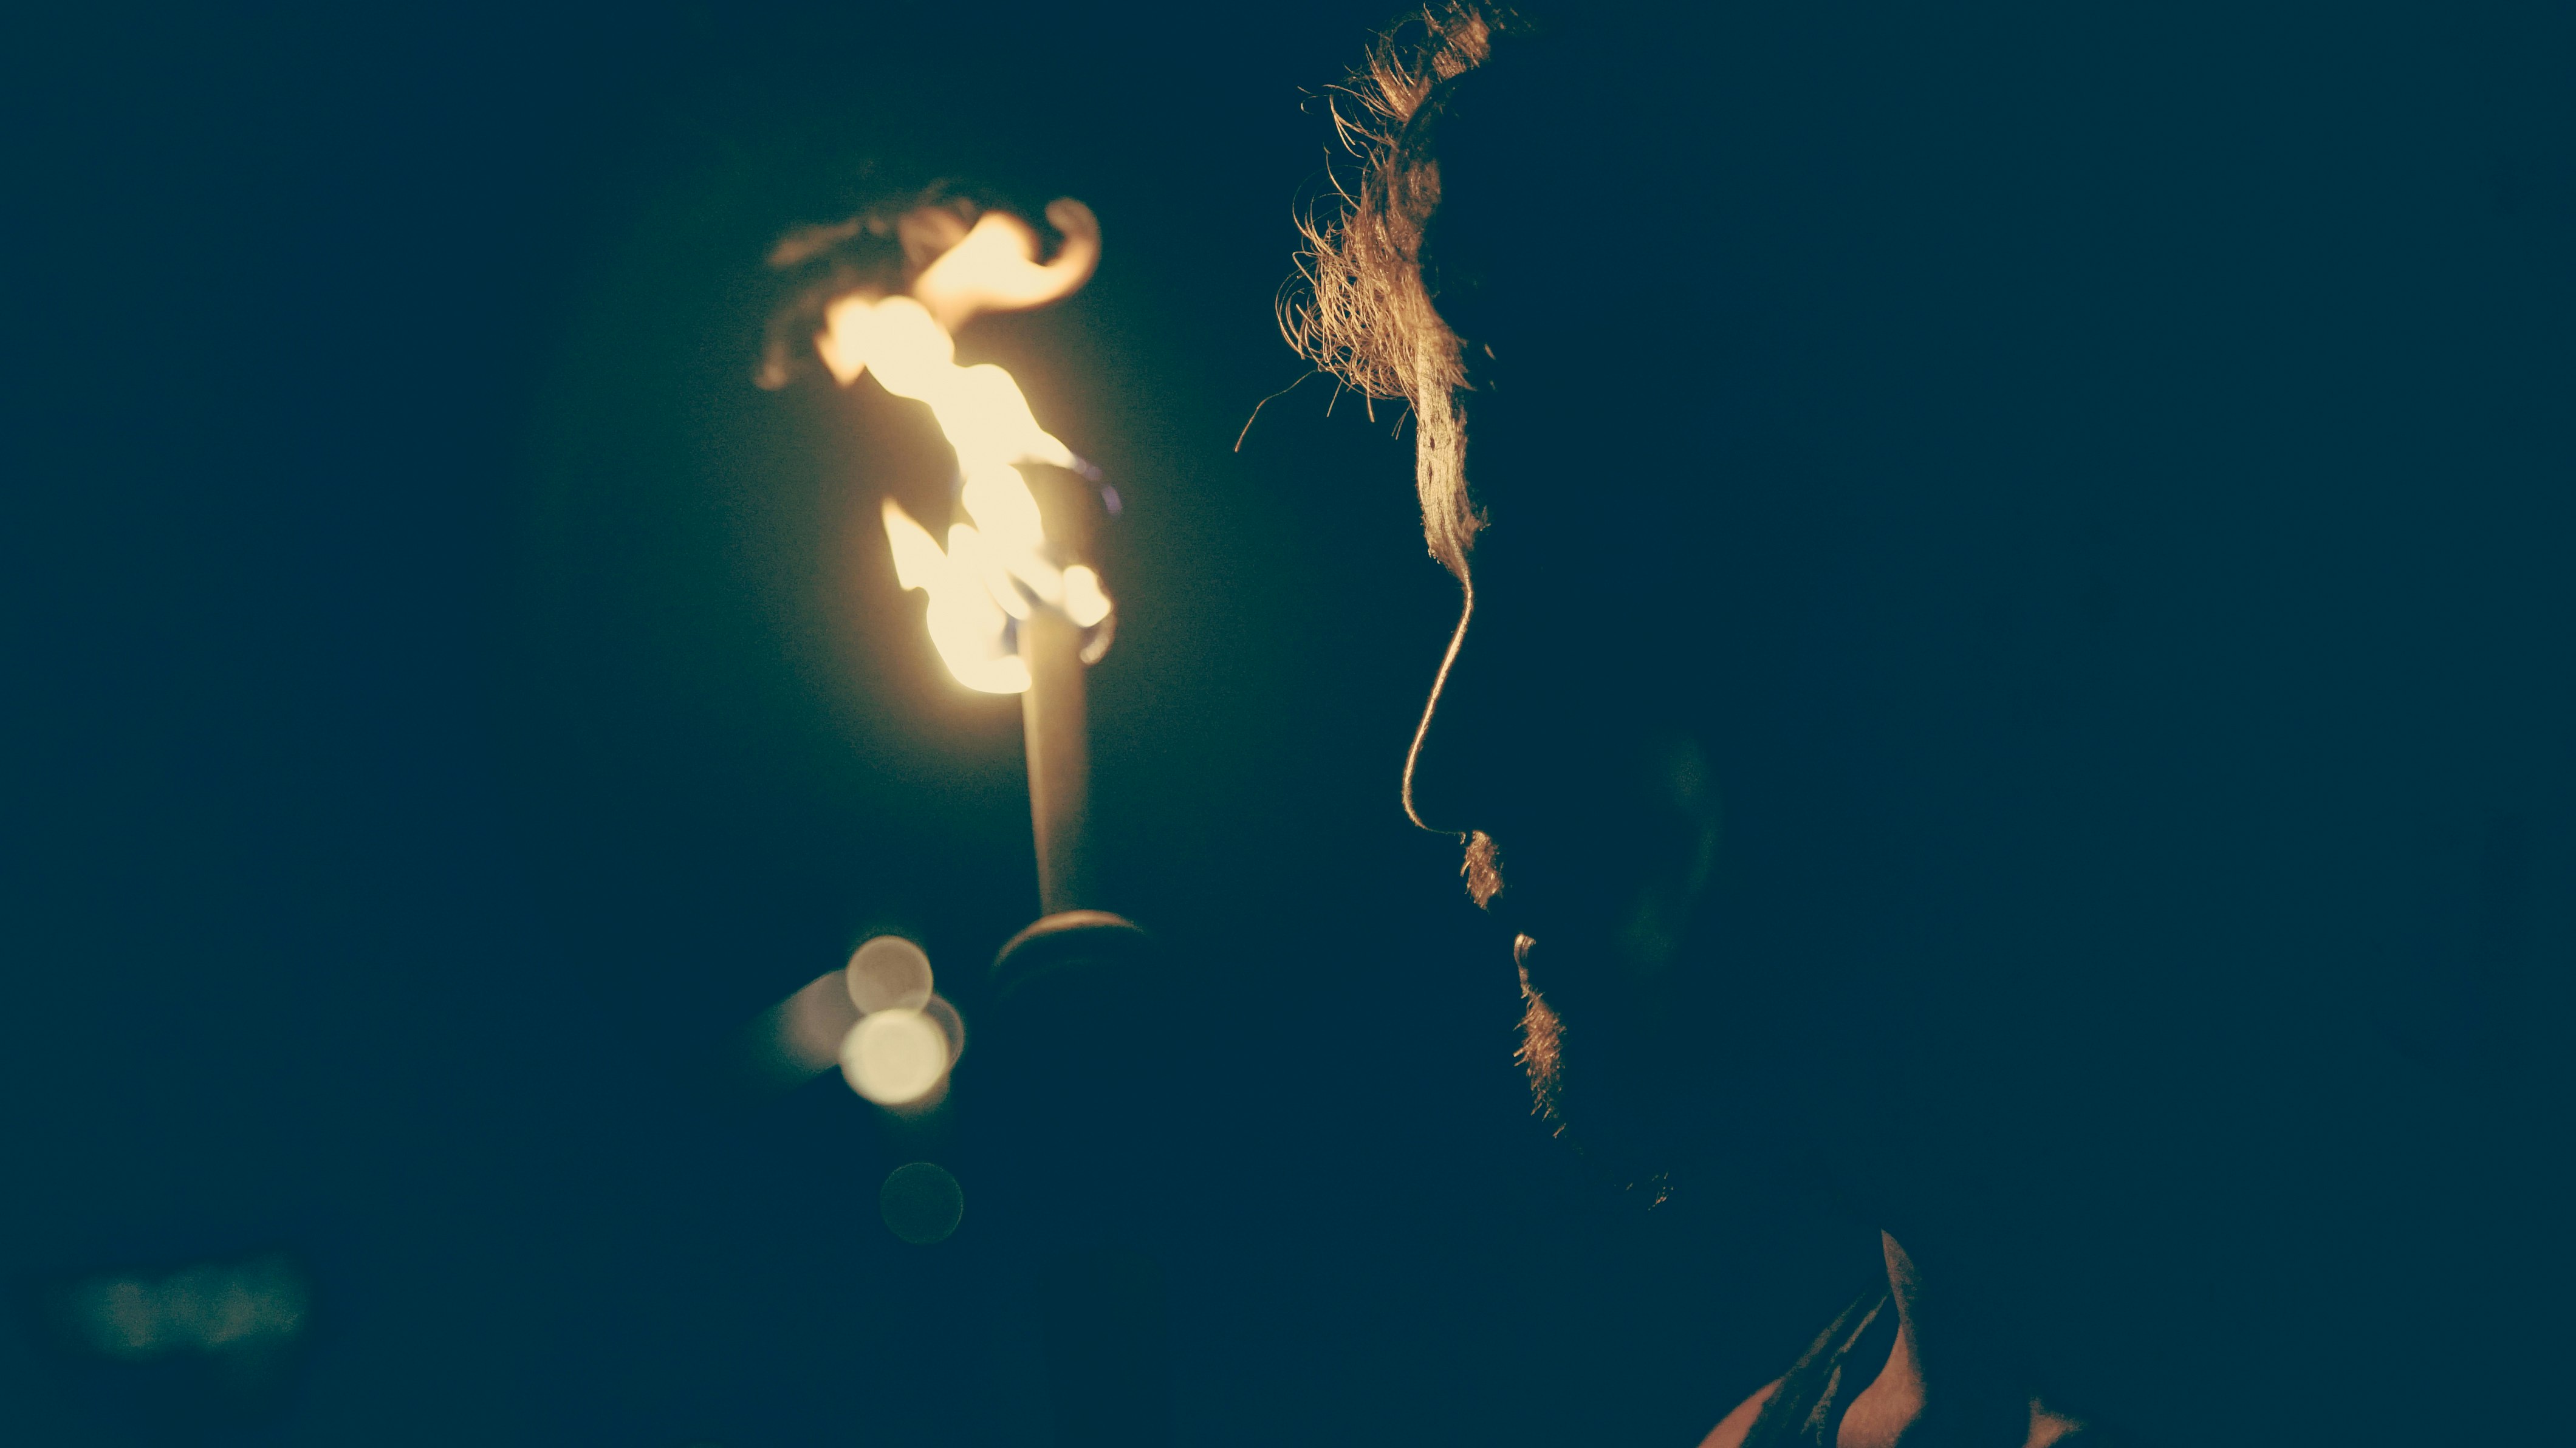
{"left": 1286, "top": 6, "right": 1770, "bottom": 1187}
{"left": 1290, "top": 0, "right": 2576, "bottom": 1215}
{"left": 1285, "top": 8, "right": 2576, "bottom": 1439}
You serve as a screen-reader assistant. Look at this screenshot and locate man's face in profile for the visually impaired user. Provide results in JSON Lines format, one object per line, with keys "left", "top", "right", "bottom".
{"left": 1284, "top": 10, "right": 1823, "bottom": 1193}
{"left": 1398, "top": 394, "right": 1733, "bottom": 1184}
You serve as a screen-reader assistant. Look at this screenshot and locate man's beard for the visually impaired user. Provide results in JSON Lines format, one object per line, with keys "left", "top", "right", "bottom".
{"left": 1511, "top": 937, "right": 1693, "bottom": 1209}
{"left": 1470, "top": 830, "right": 1707, "bottom": 1203}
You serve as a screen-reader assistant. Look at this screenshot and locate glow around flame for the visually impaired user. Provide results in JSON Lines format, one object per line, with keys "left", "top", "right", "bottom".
{"left": 823, "top": 282, "right": 1112, "bottom": 694}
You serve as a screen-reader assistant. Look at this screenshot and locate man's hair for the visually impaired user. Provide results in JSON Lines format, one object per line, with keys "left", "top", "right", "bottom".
{"left": 1283, "top": 4, "right": 1527, "bottom": 573}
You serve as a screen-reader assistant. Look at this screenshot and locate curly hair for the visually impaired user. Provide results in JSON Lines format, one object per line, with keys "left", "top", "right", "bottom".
{"left": 1283, "top": 4, "right": 1533, "bottom": 572}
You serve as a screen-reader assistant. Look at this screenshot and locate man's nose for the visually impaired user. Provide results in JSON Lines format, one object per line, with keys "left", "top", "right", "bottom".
{"left": 1402, "top": 596, "right": 1511, "bottom": 836}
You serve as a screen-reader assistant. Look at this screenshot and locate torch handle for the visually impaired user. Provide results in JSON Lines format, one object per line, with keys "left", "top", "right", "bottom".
{"left": 1019, "top": 609, "right": 1091, "bottom": 915}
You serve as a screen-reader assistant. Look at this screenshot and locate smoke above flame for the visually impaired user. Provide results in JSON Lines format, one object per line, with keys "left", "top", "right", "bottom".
{"left": 815, "top": 200, "right": 1109, "bottom": 695}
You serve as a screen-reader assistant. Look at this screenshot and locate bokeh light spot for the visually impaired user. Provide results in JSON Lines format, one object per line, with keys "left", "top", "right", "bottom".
{"left": 840, "top": 1008, "right": 948, "bottom": 1105}
{"left": 845, "top": 935, "right": 934, "bottom": 1014}
{"left": 880, "top": 1162, "right": 965, "bottom": 1245}
{"left": 776, "top": 970, "right": 861, "bottom": 1074}
{"left": 921, "top": 992, "right": 967, "bottom": 1067}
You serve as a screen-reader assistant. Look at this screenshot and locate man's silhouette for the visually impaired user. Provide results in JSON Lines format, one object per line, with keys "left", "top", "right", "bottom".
{"left": 1287, "top": 5, "right": 2575, "bottom": 1443}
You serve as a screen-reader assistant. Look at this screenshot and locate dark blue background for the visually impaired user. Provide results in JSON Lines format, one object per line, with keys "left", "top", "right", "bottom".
{"left": 7, "top": 4, "right": 2570, "bottom": 1444}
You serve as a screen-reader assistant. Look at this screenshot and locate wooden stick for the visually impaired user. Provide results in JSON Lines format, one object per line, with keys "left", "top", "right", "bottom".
{"left": 1020, "top": 609, "right": 1091, "bottom": 915}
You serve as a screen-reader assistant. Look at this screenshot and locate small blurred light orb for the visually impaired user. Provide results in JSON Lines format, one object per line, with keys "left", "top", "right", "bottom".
{"left": 920, "top": 992, "right": 967, "bottom": 1067}
{"left": 840, "top": 1008, "right": 948, "bottom": 1105}
{"left": 880, "top": 1161, "right": 965, "bottom": 1245}
{"left": 845, "top": 935, "right": 934, "bottom": 1014}
{"left": 778, "top": 971, "right": 861, "bottom": 1073}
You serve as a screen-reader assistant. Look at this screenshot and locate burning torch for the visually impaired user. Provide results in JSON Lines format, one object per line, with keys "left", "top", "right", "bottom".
{"left": 741, "top": 191, "right": 1149, "bottom": 1101}
{"left": 731, "top": 194, "right": 1132, "bottom": 1113}
{"left": 803, "top": 197, "right": 1173, "bottom": 1445}
{"left": 811, "top": 197, "right": 1111, "bottom": 916}
{"left": 742, "top": 192, "right": 1171, "bottom": 1446}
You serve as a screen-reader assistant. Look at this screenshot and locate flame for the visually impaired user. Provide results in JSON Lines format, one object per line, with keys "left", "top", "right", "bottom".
{"left": 817, "top": 200, "right": 1112, "bottom": 694}
{"left": 913, "top": 199, "right": 1101, "bottom": 333}
{"left": 880, "top": 500, "right": 1030, "bottom": 694}
{"left": 1061, "top": 564, "right": 1112, "bottom": 629}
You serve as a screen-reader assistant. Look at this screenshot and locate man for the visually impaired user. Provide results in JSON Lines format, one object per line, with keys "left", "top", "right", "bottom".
{"left": 1288, "top": 5, "right": 2572, "bottom": 1444}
